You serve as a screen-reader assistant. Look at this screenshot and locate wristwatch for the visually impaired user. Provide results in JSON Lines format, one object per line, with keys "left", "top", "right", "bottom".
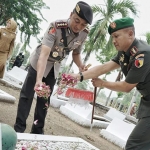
{"left": 79, "top": 72, "right": 83, "bottom": 82}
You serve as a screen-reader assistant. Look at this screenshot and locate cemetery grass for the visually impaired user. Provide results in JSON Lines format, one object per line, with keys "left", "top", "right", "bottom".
{"left": 0, "top": 82, "right": 122, "bottom": 150}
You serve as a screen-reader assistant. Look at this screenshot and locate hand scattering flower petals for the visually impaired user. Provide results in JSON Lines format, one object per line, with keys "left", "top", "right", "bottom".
{"left": 56, "top": 73, "right": 78, "bottom": 95}
{"left": 35, "top": 82, "right": 51, "bottom": 100}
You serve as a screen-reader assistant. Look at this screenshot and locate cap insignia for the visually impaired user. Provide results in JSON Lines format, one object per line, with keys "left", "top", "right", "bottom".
{"left": 55, "top": 22, "right": 68, "bottom": 28}
{"left": 76, "top": 4, "right": 80, "bottom": 14}
{"left": 110, "top": 22, "right": 116, "bottom": 29}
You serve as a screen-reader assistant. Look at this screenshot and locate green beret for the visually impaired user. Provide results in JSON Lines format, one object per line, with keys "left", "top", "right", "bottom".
{"left": 74, "top": 1, "right": 93, "bottom": 24}
{"left": 108, "top": 17, "right": 134, "bottom": 35}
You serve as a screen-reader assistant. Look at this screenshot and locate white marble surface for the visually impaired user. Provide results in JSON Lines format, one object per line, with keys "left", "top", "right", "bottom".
{"left": 16, "top": 133, "right": 100, "bottom": 150}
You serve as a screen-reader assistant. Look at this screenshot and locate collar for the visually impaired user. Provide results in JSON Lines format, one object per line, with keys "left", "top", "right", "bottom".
{"left": 125, "top": 38, "right": 137, "bottom": 57}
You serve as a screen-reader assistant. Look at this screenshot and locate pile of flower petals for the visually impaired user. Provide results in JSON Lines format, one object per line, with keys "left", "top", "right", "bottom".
{"left": 56, "top": 74, "right": 78, "bottom": 95}
{"left": 15, "top": 140, "right": 95, "bottom": 150}
{"left": 35, "top": 82, "right": 51, "bottom": 99}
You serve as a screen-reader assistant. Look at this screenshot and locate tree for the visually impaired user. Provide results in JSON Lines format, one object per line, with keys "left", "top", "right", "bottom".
{"left": 0, "top": 0, "right": 50, "bottom": 45}
{"left": 145, "top": 32, "right": 150, "bottom": 44}
{"left": 83, "top": 0, "right": 138, "bottom": 64}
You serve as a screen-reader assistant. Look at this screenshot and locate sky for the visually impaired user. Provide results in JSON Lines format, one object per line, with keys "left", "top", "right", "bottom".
{"left": 16, "top": 0, "right": 150, "bottom": 97}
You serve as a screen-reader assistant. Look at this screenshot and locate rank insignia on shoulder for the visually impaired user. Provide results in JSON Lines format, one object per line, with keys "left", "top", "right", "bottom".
{"left": 83, "top": 27, "right": 89, "bottom": 33}
{"left": 135, "top": 57, "right": 144, "bottom": 68}
{"left": 55, "top": 22, "right": 68, "bottom": 28}
{"left": 130, "top": 46, "right": 138, "bottom": 56}
{"left": 48, "top": 26, "right": 56, "bottom": 34}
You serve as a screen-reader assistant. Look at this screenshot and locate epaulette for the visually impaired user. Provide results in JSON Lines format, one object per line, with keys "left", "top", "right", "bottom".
{"left": 83, "top": 27, "right": 89, "bottom": 34}
{"left": 55, "top": 21, "right": 68, "bottom": 29}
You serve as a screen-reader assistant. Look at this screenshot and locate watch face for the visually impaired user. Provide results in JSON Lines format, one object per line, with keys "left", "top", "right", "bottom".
{"left": 52, "top": 52, "right": 58, "bottom": 57}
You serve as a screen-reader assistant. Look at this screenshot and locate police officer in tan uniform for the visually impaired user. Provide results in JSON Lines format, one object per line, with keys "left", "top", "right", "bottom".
{"left": 14, "top": 1, "right": 93, "bottom": 134}
{"left": 70, "top": 17, "right": 150, "bottom": 149}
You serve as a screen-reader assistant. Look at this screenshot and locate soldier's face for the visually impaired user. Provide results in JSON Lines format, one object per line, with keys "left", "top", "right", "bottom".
{"left": 69, "top": 12, "right": 88, "bottom": 33}
{"left": 111, "top": 29, "right": 133, "bottom": 52}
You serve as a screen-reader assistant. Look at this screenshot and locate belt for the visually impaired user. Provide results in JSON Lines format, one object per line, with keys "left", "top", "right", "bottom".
{"left": 138, "top": 89, "right": 150, "bottom": 97}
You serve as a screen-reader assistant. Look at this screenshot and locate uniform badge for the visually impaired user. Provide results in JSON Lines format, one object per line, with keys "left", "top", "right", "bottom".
{"left": 76, "top": 4, "right": 80, "bottom": 14}
{"left": 52, "top": 52, "right": 58, "bottom": 57}
{"left": 67, "top": 28, "right": 71, "bottom": 34}
{"left": 119, "top": 54, "right": 124, "bottom": 62}
{"left": 130, "top": 46, "right": 138, "bottom": 56}
{"left": 110, "top": 22, "right": 116, "bottom": 29}
{"left": 48, "top": 26, "right": 56, "bottom": 34}
{"left": 55, "top": 22, "right": 68, "bottom": 28}
{"left": 135, "top": 58, "right": 144, "bottom": 68}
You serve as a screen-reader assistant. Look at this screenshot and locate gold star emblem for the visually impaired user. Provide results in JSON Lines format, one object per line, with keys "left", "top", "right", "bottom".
{"left": 119, "top": 54, "right": 124, "bottom": 62}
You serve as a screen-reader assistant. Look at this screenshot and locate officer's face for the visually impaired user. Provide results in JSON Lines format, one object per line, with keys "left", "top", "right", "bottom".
{"left": 111, "top": 29, "right": 133, "bottom": 52}
{"left": 69, "top": 12, "right": 88, "bottom": 33}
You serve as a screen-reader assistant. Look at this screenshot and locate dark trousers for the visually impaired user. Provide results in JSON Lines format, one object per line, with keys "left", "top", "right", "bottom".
{"left": 125, "top": 117, "right": 150, "bottom": 150}
{"left": 14, "top": 65, "right": 56, "bottom": 134}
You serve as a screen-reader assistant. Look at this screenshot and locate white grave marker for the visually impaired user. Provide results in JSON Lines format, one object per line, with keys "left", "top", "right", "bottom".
{"left": 100, "top": 118, "right": 135, "bottom": 148}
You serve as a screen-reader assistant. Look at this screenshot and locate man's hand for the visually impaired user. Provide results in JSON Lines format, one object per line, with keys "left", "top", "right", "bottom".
{"left": 79, "top": 63, "right": 92, "bottom": 72}
{"left": 91, "top": 78, "right": 104, "bottom": 87}
{"left": 34, "top": 80, "right": 43, "bottom": 96}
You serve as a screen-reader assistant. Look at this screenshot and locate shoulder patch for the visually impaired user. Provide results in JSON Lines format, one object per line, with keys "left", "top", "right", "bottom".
{"left": 135, "top": 57, "right": 144, "bottom": 68}
{"left": 83, "top": 27, "right": 89, "bottom": 34}
{"left": 130, "top": 46, "right": 138, "bottom": 56}
{"left": 135, "top": 54, "right": 144, "bottom": 59}
{"left": 55, "top": 22, "right": 68, "bottom": 29}
{"left": 48, "top": 26, "right": 56, "bottom": 34}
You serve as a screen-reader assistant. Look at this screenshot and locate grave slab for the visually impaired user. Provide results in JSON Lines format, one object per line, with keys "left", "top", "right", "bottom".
{"left": 16, "top": 133, "right": 100, "bottom": 150}
{"left": 100, "top": 118, "right": 135, "bottom": 148}
{"left": 50, "top": 95, "right": 68, "bottom": 108}
{"left": 0, "top": 89, "right": 16, "bottom": 103}
{"left": 60, "top": 101, "right": 109, "bottom": 128}
{"left": 103, "top": 108, "right": 126, "bottom": 121}
{"left": 3, "top": 66, "right": 27, "bottom": 88}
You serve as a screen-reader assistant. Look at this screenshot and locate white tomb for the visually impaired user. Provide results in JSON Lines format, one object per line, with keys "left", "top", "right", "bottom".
{"left": 3, "top": 66, "right": 28, "bottom": 88}
{"left": 60, "top": 100, "right": 110, "bottom": 128}
{"left": 100, "top": 118, "right": 135, "bottom": 148}
{"left": 50, "top": 95, "right": 68, "bottom": 108}
{"left": 103, "top": 108, "right": 126, "bottom": 121}
{"left": 16, "top": 133, "right": 100, "bottom": 150}
{"left": 0, "top": 89, "right": 16, "bottom": 103}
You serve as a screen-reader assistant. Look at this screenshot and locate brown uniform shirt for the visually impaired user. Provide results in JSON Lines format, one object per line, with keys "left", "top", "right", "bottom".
{"left": 30, "top": 19, "right": 88, "bottom": 78}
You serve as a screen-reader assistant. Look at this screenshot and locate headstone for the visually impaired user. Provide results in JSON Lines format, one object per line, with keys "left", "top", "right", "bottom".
{"left": 3, "top": 66, "right": 27, "bottom": 88}
{"left": 103, "top": 108, "right": 126, "bottom": 121}
{"left": 100, "top": 118, "right": 135, "bottom": 148}
{"left": 60, "top": 99, "right": 109, "bottom": 128}
{"left": 50, "top": 95, "right": 68, "bottom": 108}
{"left": 0, "top": 89, "right": 16, "bottom": 103}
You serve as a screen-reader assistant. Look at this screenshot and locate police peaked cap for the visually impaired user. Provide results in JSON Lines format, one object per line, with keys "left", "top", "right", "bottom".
{"left": 74, "top": 1, "right": 93, "bottom": 24}
{"left": 108, "top": 17, "right": 134, "bottom": 35}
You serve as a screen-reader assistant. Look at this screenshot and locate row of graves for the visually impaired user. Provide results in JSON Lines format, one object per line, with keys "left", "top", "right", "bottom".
{"left": 0, "top": 66, "right": 137, "bottom": 149}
